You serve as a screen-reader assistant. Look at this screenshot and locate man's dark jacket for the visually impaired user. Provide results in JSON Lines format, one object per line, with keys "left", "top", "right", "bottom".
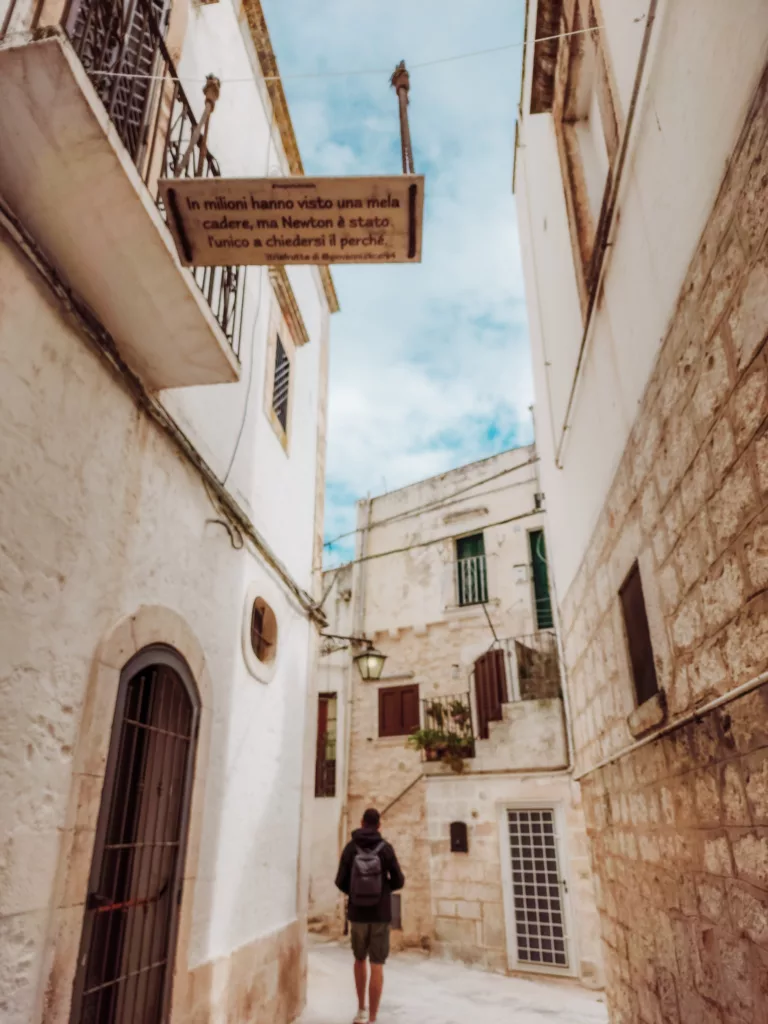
{"left": 335, "top": 827, "right": 405, "bottom": 923}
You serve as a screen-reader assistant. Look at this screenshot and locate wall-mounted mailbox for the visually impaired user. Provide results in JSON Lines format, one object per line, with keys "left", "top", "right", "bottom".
{"left": 450, "top": 821, "right": 469, "bottom": 853}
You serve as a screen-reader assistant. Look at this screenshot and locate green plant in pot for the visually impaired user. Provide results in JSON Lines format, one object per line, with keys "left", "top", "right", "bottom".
{"left": 449, "top": 699, "right": 471, "bottom": 730}
{"left": 426, "top": 700, "right": 445, "bottom": 728}
{"left": 408, "top": 728, "right": 467, "bottom": 774}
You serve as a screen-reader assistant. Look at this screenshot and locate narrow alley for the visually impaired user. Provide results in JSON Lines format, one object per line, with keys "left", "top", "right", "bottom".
{"left": 300, "top": 940, "right": 608, "bottom": 1024}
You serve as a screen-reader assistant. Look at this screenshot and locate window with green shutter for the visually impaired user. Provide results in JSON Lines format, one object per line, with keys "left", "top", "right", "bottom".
{"left": 529, "top": 529, "right": 554, "bottom": 629}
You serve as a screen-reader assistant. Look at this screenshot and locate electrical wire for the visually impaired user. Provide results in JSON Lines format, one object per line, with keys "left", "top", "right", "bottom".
{"left": 41, "top": 25, "right": 601, "bottom": 87}
{"left": 326, "top": 505, "right": 543, "bottom": 570}
{"left": 324, "top": 453, "right": 538, "bottom": 549}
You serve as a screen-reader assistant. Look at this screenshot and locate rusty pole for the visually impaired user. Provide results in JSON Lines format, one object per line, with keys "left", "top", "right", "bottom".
{"left": 176, "top": 74, "right": 221, "bottom": 177}
{"left": 390, "top": 61, "right": 415, "bottom": 175}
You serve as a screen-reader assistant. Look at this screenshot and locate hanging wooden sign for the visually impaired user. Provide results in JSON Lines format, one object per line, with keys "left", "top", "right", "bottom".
{"left": 158, "top": 175, "right": 424, "bottom": 267}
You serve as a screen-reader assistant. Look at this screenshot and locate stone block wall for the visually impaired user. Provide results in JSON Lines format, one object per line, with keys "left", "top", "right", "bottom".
{"left": 558, "top": 64, "right": 768, "bottom": 1023}
{"left": 425, "top": 772, "right": 603, "bottom": 984}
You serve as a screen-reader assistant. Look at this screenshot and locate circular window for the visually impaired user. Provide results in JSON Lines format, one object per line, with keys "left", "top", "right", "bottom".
{"left": 250, "top": 598, "right": 277, "bottom": 664}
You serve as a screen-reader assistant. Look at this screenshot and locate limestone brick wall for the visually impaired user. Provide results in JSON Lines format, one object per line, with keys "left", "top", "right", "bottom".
{"left": 345, "top": 617, "right": 504, "bottom": 949}
{"left": 558, "top": 64, "right": 768, "bottom": 1023}
{"left": 425, "top": 772, "right": 603, "bottom": 985}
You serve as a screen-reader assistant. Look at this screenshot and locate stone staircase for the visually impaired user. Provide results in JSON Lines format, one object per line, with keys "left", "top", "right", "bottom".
{"left": 470, "top": 697, "right": 568, "bottom": 773}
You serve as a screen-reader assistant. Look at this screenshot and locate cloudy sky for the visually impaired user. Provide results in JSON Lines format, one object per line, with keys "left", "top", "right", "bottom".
{"left": 262, "top": 0, "right": 532, "bottom": 563}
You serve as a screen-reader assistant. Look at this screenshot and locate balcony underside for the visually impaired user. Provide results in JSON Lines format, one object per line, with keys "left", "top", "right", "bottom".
{"left": 0, "top": 32, "right": 241, "bottom": 389}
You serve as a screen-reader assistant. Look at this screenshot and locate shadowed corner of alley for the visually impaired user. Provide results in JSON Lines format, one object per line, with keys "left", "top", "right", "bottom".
{"left": 299, "top": 938, "right": 608, "bottom": 1024}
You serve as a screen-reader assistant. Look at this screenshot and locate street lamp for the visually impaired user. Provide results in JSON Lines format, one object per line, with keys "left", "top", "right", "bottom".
{"left": 353, "top": 645, "right": 387, "bottom": 682}
{"left": 320, "top": 633, "right": 388, "bottom": 681}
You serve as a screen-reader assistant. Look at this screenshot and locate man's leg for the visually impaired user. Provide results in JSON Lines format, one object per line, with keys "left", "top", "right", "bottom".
{"left": 368, "top": 924, "right": 390, "bottom": 1022}
{"left": 354, "top": 958, "right": 368, "bottom": 1011}
{"left": 368, "top": 963, "right": 383, "bottom": 1022}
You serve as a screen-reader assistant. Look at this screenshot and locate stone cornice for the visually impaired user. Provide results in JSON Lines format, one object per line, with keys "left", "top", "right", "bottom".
{"left": 269, "top": 266, "right": 309, "bottom": 346}
{"left": 241, "top": 0, "right": 340, "bottom": 315}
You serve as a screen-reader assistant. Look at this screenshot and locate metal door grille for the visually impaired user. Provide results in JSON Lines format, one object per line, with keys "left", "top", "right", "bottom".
{"left": 70, "top": 650, "right": 199, "bottom": 1024}
{"left": 507, "top": 809, "right": 568, "bottom": 968}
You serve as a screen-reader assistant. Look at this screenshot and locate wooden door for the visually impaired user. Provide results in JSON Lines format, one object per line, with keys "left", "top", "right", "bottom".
{"left": 474, "top": 648, "right": 508, "bottom": 739}
{"left": 69, "top": 647, "right": 199, "bottom": 1024}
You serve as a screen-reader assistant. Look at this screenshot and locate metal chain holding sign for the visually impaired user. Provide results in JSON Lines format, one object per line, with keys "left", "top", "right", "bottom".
{"left": 390, "top": 61, "right": 415, "bottom": 175}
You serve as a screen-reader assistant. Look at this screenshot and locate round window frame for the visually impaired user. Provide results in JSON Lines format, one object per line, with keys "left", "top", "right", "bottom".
{"left": 242, "top": 582, "right": 280, "bottom": 683}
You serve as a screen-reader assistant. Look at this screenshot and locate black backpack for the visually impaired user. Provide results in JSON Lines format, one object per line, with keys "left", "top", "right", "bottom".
{"left": 350, "top": 841, "right": 386, "bottom": 906}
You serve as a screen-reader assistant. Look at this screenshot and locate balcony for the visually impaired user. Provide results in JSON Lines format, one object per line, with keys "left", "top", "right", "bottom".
{"left": 0, "top": 0, "right": 244, "bottom": 388}
{"left": 420, "top": 631, "right": 567, "bottom": 776}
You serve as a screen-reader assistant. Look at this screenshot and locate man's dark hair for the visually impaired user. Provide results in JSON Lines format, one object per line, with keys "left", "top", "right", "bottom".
{"left": 362, "top": 807, "right": 381, "bottom": 828}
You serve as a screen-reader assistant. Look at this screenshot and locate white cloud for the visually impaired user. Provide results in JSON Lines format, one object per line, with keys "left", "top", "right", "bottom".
{"left": 262, "top": 0, "right": 532, "bottom": 561}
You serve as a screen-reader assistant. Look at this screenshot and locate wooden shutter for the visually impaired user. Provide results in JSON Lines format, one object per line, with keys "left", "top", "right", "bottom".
{"left": 619, "top": 562, "right": 658, "bottom": 706}
{"left": 529, "top": 529, "right": 554, "bottom": 629}
{"left": 379, "top": 684, "right": 420, "bottom": 737}
{"left": 401, "top": 685, "right": 420, "bottom": 733}
{"left": 474, "top": 649, "right": 508, "bottom": 739}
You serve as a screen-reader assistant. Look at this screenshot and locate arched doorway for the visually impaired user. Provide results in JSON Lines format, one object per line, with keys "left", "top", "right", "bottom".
{"left": 69, "top": 645, "right": 200, "bottom": 1024}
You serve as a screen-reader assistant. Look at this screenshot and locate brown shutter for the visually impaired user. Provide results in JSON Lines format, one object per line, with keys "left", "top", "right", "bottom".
{"left": 474, "top": 648, "right": 508, "bottom": 739}
{"left": 379, "top": 688, "right": 400, "bottom": 737}
{"left": 401, "top": 685, "right": 420, "bottom": 733}
{"left": 379, "top": 684, "right": 420, "bottom": 737}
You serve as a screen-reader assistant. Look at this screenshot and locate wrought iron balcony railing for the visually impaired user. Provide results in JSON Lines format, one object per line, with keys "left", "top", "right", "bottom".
{"left": 419, "top": 692, "right": 476, "bottom": 762}
{"left": 29, "top": 0, "right": 245, "bottom": 358}
{"left": 501, "top": 628, "right": 561, "bottom": 701}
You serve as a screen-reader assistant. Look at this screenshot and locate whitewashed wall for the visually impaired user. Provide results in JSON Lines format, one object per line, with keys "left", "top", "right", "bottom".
{"left": 360, "top": 446, "right": 546, "bottom": 637}
{"left": 0, "top": 0, "right": 332, "bottom": 1016}
{"left": 516, "top": 0, "right": 768, "bottom": 598}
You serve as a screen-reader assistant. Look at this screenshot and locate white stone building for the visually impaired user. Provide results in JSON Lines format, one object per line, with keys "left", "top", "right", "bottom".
{"left": 514, "top": 1, "right": 768, "bottom": 1020}
{"left": 0, "top": 1, "right": 337, "bottom": 1021}
{"left": 309, "top": 448, "right": 603, "bottom": 988}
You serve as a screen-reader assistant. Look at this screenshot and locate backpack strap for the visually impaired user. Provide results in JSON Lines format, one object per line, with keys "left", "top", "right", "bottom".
{"left": 373, "top": 841, "right": 386, "bottom": 855}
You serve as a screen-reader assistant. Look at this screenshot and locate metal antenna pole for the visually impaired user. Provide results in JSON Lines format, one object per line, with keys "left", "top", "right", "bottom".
{"left": 390, "top": 61, "right": 415, "bottom": 175}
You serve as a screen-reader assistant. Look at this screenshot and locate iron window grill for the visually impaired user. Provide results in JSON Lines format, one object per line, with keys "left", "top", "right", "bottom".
{"left": 456, "top": 555, "right": 489, "bottom": 606}
{"left": 273, "top": 335, "right": 291, "bottom": 432}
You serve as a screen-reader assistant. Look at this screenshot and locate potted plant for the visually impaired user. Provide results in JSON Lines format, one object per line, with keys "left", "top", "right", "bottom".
{"left": 408, "top": 729, "right": 468, "bottom": 774}
{"left": 449, "top": 699, "right": 471, "bottom": 730}
{"left": 426, "top": 700, "right": 445, "bottom": 728}
{"left": 408, "top": 728, "right": 446, "bottom": 761}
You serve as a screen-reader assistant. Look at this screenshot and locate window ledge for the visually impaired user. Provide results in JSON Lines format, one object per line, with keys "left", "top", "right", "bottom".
{"left": 442, "top": 599, "right": 500, "bottom": 616}
{"left": 627, "top": 690, "right": 667, "bottom": 739}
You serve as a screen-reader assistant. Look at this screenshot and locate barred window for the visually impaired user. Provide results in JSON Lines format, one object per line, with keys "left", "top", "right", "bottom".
{"left": 272, "top": 335, "right": 290, "bottom": 432}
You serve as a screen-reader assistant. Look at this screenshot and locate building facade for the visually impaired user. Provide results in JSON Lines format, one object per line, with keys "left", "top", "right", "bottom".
{"left": 309, "top": 448, "right": 603, "bottom": 987}
{"left": 0, "top": 1, "right": 337, "bottom": 1022}
{"left": 515, "top": 0, "right": 768, "bottom": 1020}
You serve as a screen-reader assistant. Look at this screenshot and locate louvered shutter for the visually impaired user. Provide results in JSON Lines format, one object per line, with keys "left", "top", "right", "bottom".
{"left": 272, "top": 336, "right": 291, "bottom": 431}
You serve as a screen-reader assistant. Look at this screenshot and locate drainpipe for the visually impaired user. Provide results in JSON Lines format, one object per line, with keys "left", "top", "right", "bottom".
{"left": 530, "top": 420, "right": 575, "bottom": 770}
{"left": 555, "top": 0, "right": 660, "bottom": 468}
{"left": 339, "top": 498, "right": 372, "bottom": 850}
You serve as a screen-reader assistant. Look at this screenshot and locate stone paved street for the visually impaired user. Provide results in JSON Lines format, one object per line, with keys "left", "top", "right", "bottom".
{"left": 300, "top": 940, "right": 608, "bottom": 1024}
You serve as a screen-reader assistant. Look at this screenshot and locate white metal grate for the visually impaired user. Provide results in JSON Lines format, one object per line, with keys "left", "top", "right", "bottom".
{"left": 507, "top": 808, "right": 568, "bottom": 968}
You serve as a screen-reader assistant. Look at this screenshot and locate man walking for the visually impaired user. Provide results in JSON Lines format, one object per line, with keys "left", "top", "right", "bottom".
{"left": 335, "top": 808, "right": 405, "bottom": 1024}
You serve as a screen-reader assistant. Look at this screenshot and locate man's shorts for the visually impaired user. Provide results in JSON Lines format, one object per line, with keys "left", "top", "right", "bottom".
{"left": 350, "top": 921, "right": 390, "bottom": 964}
